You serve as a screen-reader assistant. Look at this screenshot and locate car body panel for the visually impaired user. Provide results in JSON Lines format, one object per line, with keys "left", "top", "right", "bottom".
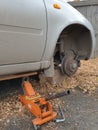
{"left": 0, "top": 0, "right": 96, "bottom": 76}
{"left": 43, "top": 0, "right": 95, "bottom": 61}
{"left": 0, "top": 0, "right": 47, "bottom": 65}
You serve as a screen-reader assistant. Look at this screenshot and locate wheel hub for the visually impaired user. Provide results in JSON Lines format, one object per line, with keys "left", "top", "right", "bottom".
{"left": 64, "top": 59, "right": 78, "bottom": 76}
{"left": 61, "top": 51, "right": 79, "bottom": 76}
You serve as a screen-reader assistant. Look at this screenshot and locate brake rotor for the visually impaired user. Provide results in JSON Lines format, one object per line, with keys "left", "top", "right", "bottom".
{"left": 61, "top": 51, "right": 79, "bottom": 76}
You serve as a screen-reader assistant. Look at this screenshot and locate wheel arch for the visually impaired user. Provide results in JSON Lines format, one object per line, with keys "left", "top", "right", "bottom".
{"left": 54, "top": 23, "right": 93, "bottom": 61}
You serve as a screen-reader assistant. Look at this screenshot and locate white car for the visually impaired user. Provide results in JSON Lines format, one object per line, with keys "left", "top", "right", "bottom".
{"left": 0, "top": 0, "right": 95, "bottom": 79}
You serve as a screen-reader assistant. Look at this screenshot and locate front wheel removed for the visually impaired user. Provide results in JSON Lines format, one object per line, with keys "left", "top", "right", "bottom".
{"left": 61, "top": 51, "right": 80, "bottom": 76}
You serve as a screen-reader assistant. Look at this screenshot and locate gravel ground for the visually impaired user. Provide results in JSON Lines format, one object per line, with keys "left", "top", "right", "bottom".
{"left": 0, "top": 82, "right": 98, "bottom": 130}
{"left": 0, "top": 58, "right": 98, "bottom": 130}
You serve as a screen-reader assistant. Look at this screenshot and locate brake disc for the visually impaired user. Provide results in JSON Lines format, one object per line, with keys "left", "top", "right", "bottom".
{"left": 61, "top": 50, "right": 79, "bottom": 76}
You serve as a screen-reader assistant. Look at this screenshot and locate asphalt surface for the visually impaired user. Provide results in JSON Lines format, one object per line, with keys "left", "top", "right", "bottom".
{"left": 0, "top": 79, "right": 98, "bottom": 130}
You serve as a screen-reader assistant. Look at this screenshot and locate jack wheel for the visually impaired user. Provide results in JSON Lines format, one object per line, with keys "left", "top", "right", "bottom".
{"left": 33, "top": 124, "right": 41, "bottom": 130}
{"left": 53, "top": 118, "right": 56, "bottom": 122}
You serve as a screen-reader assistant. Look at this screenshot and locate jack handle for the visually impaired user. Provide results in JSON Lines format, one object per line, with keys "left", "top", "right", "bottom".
{"left": 46, "top": 89, "right": 70, "bottom": 101}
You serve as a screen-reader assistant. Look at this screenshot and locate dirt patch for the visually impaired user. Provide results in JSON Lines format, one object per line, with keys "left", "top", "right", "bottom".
{"left": 36, "top": 58, "right": 98, "bottom": 95}
{"left": 62, "top": 58, "right": 98, "bottom": 94}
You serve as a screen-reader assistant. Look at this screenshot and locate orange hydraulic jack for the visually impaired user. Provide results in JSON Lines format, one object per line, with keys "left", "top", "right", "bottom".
{"left": 20, "top": 81, "right": 57, "bottom": 130}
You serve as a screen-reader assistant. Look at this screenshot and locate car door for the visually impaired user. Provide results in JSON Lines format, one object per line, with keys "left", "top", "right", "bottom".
{"left": 0, "top": 0, "right": 47, "bottom": 65}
